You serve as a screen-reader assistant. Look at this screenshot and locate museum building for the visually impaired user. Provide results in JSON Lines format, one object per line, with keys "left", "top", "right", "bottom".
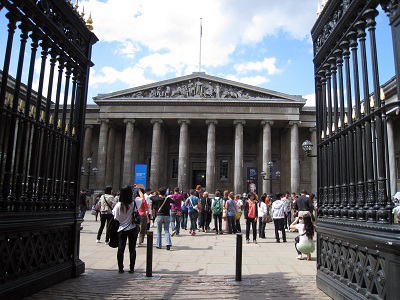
{"left": 81, "top": 72, "right": 399, "bottom": 196}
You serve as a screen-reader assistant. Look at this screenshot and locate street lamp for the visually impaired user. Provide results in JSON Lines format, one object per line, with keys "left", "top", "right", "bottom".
{"left": 302, "top": 140, "right": 317, "bottom": 157}
{"left": 261, "top": 161, "right": 281, "bottom": 195}
{"left": 81, "top": 157, "right": 98, "bottom": 192}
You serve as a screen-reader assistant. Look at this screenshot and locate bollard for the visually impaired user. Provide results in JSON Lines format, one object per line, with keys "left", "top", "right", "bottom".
{"left": 146, "top": 231, "right": 153, "bottom": 277}
{"left": 235, "top": 233, "right": 242, "bottom": 281}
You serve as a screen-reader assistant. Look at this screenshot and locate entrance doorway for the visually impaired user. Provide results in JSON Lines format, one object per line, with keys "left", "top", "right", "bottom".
{"left": 192, "top": 170, "right": 206, "bottom": 189}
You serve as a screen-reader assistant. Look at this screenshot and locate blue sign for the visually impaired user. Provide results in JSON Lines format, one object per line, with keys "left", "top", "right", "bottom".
{"left": 134, "top": 164, "right": 147, "bottom": 188}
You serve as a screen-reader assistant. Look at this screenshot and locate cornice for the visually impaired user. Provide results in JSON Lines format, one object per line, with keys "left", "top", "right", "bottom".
{"left": 93, "top": 98, "right": 305, "bottom": 108}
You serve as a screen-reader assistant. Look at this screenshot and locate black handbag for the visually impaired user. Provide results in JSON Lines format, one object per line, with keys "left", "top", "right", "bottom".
{"left": 108, "top": 218, "right": 120, "bottom": 248}
{"left": 132, "top": 200, "right": 141, "bottom": 225}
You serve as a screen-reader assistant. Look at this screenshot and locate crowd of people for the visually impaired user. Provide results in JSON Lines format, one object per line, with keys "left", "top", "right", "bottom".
{"left": 85, "top": 185, "right": 317, "bottom": 273}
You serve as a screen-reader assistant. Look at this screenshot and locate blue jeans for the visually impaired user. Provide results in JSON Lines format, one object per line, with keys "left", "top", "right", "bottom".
{"left": 181, "top": 210, "right": 188, "bottom": 229}
{"left": 170, "top": 211, "right": 181, "bottom": 234}
{"left": 189, "top": 211, "right": 198, "bottom": 231}
{"left": 156, "top": 215, "right": 172, "bottom": 248}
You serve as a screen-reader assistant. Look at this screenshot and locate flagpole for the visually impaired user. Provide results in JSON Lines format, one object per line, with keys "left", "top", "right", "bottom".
{"left": 199, "top": 17, "right": 202, "bottom": 72}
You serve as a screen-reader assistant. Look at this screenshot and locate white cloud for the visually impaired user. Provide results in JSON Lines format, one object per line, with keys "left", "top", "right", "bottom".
{"left": 89, "top": 66, "right": 152, "bottom": 87}
{"left": 80, "top": 0, "right": 316, "bottom": 84}
{"left": 115, "top": 41, "right": 140, "bottom": 58}
{"left": 234, "top": 57, "right": 281, "bottom": 75}
{"left": 226, "top": 75, "right": 269, "bottom": 86}
{"left": 304, "top": 93, "right": 315, "bottom": 106}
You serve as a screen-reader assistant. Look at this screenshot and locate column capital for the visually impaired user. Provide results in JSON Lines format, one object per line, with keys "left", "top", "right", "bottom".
{"left": 288, "top": 120, "right": 300, "bottom": 126}
{"left": 123, "top": 119, "right": 135, "bottom": 124}
{"left": 150, "top": 119, "right": 163, "bottom": 125}
{"left": 178, "top": 119, "right": 190, "bottom": 125}
{"left": 233, "top": 120, "right": 246, "bottom": 126}
{"left": 261, "top": 120, "right": 274, "bottom": 127}
{"left": 205, "top": 119, "right": 218, "bottom": 125}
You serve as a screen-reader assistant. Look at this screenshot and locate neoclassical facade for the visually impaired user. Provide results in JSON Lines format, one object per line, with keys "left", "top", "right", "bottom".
{"left": 80, "top": 73, "right": 399, "bottom": 195}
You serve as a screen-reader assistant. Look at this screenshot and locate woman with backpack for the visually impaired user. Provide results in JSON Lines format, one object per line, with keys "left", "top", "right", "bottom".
{"left": 181, "top": 192, "right": 189, "bottom": 230}
{"left": 212, "top": 190, "right": 224, "bottom": 234}
{"left": 244, "top": 192, "right": 258, "bottom": 244}
{"left": 112, "top": 185, "right": 141, "bottom": 273}
{"left": 96, "top": 186, "right": 114, "bottom": 244}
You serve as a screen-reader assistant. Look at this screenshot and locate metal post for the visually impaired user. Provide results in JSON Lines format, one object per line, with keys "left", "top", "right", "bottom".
{"left": 235, "top": 233, "right": 242, "bottom": 281}
{"left": 146, "top": 230, "right": 153, "bottom": 277}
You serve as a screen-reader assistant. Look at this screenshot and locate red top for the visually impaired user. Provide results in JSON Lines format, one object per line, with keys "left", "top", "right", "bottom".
{"left": 248, "top": 201, "right": 256, "bottom": 219}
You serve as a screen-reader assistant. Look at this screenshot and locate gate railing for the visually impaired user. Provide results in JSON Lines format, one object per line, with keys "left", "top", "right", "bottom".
{"left": 0, "top": 0, "right": 97, "bottom": 297}
{"left": 312, "top": 0, "right": 399, "bottom": 224}
{"left": 312, "top": 1, "right": 400, "bottom": 299}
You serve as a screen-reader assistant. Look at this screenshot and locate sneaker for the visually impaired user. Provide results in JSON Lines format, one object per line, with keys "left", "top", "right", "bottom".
{"left": 285, "top": 229, "right": 289, "bottom": 232}
{"left": 297, "top": 255, "right": 303, "bottom": 260}
{"left": 253, "top": 240, "right": 258, "bottom": 244}
{"left": 283, "top": 240, "right": 287, "bottom": 243}
{"left": 171, "top": 231, "right": 176, "bottom": 237}
{"left": 276, "top": 240, "right": 280, "bottom": 243}
{"left": 105, "top": 241, "right": 109, "bottom": 245}
{"left": 129, "top": 269, "right": 135, "bottom": 274}
{"left": 246, "top": 240, "right": 250, "bottom": 244}
{"left": 118, "top": 269, "right": 124, "bottom": 274}
{"left": 96, "top": 240, "right": 101, "bottom": 243}
{"left": 166, "top": 245, "right": 171, "bottom": 250}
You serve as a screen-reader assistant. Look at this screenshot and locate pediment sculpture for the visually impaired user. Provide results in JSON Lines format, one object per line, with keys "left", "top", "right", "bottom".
{"left": 118, "top": 78, "right": 276, "bottom": 100}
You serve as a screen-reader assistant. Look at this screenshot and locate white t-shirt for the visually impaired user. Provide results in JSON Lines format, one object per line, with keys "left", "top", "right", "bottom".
{"left": 112, "top": 198, "right": 142, "bottom": 232}
{"left": 295, "top": 223, "right": 309, "bottom": 243}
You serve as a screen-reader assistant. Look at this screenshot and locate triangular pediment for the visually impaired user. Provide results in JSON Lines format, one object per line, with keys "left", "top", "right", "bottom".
{"left": 94, "top": 73, "right": 304, "bottom": 102}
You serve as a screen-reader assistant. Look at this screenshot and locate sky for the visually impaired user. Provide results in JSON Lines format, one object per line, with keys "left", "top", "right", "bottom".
{"left": 0, "top": 0, "right": 395, "bottom": 106}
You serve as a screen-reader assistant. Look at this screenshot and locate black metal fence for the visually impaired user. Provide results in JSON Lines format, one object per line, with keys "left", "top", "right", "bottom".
{"left": 0, "top": 0, "right": 97, "bottom": 297}
{"left": 312, "top": 0, "right": 399, "bottom": 299}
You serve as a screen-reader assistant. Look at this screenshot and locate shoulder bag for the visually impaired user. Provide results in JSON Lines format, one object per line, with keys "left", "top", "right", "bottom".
{"left": 132, "top": 200, "right": 141, "bottom": 225}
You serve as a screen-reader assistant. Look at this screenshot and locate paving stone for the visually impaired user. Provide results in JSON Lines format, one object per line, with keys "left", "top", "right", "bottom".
{"left": 25, "top": 215, "right": 331, "bottom": 299}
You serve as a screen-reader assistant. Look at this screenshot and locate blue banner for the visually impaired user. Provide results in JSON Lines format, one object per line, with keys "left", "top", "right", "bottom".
{"left": 134, "top": 164, "right": 147, "bottom": 188}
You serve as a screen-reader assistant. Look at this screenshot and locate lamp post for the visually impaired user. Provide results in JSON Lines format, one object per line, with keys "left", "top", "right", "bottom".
{"left": 302, "top": 140, "right": 317, "bottom": 157}
{"left": 81, "top": 157, "right": 98, "bottom": 193}
{"left": 260, "top": 161, "right": 281, "bottom": 195}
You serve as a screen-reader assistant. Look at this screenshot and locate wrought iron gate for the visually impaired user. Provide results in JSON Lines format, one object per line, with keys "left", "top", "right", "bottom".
{"left": 312, "top": 0, "right": 399, "bottom": 299}
{"left": 0, "top": 0, "right": 97, "bottom": 298}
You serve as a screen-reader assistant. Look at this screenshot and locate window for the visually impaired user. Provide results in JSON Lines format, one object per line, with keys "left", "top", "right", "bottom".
{"left": 171, "top": 158, "right": 178, "bottom": 179}
{"left": 220, "top": 159, "right": 228, "bottom": 180}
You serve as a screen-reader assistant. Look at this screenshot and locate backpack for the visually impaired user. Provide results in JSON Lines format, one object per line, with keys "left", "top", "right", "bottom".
{"left": 213, "top": 198, "right": 222, "bottom": 215}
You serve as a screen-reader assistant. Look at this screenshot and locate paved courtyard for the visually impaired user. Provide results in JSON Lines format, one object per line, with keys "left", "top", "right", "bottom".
{"left": 27, "top": 214, "right": 330, "bottom": 299}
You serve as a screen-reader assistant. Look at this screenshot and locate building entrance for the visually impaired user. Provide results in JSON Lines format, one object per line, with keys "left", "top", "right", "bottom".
{"left": 192, "top": 170, "right": 206, "bottom": 189}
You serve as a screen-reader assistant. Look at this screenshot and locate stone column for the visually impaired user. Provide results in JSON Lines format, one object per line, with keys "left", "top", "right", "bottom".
{"left": 178, "top": 119, "right": 190, "bottom": 192}
{"left": 261, "top": 121, "right": 273, "bottom": 195}
{"left": 122, "top": 119, "right": 135, "bottom": 186}
{"left": 234, "top": 120, "right": 246, "bottom": 194}
{"left": 105, "top": 126, "right": 116, "bottom": 188}
{"left": 206, "top": 120, "right": 217, "bottom": 193}
{"left": 290, "top": 121, "right": 300, "bottom": 193}
{"left": 387, "top": 118, "right": 397, "bottom": 196}
{"left": 82, "top": 125, "right": 93, "bottom": 189}
{"left": 150, "top": 119, "right": 163, "bottom": 191}
{"left": 96, "top": 119, "right": 109, "bottom": 190}
{"left": 310, "top": 127, "right": 318, "bottom": 194}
